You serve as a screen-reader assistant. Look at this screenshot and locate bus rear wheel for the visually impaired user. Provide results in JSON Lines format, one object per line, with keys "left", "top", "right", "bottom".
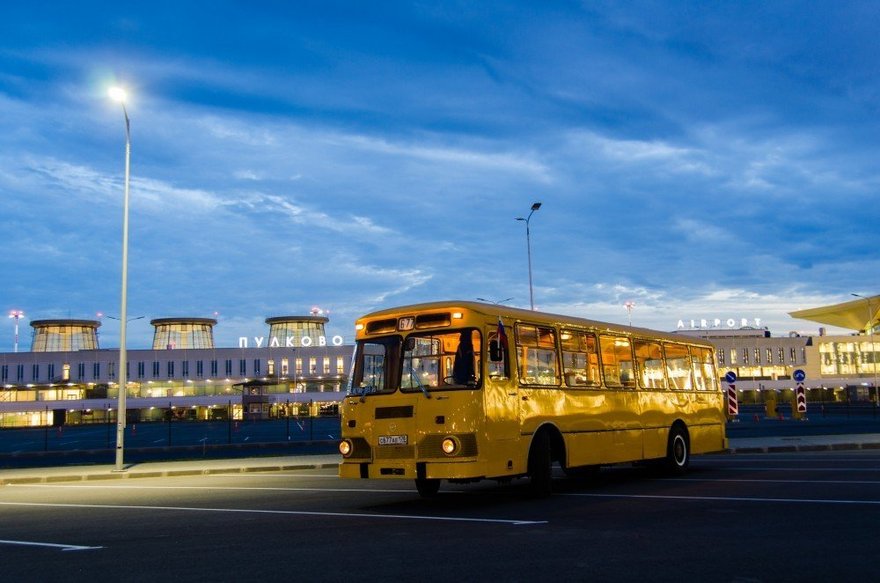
{"left": 415, "top": 478, "right": 441, "bottom": 498}
{"left": 665, "top": 425, "right": 690, "bottom": 475}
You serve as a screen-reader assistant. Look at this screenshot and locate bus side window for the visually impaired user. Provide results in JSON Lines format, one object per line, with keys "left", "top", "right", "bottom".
{"left": 561, "top": 330, "right": 599, "bottom": 387}
{"left": 599, "top": 335, "right": 634, "bottom": 389}
{"left": 515, "top": 324, "right": 559, "bottom": 386}
{"left": 693, "top": 347, "right": 717, "bottom": 391}
{"left": 664, "top": 343, "right": 692, "bottom": 390}
{"left": 634, "top": 340, "right": 666, "bottom": 389}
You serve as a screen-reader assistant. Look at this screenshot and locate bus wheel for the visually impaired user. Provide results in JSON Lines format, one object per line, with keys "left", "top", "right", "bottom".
{"left": 415, "top": 478, "right": 441, "bottom": 498}
{"left": 665, "top": 425, "right": 690, "bottom": 475}
{"left": 527, "top": 431, "right": 553, "bottom": 497}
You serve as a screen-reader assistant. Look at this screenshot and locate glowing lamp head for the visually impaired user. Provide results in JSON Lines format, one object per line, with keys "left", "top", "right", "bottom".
{"left": 108, "top": 86, "right": 128, "bottom": 103}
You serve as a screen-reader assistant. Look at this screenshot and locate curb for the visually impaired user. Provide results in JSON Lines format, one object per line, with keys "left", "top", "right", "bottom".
{"left": 729, "top": 441, "right": 880, "bottom": 454}
{"left": 1, "top": 461, "right": 340, "bottom": 486}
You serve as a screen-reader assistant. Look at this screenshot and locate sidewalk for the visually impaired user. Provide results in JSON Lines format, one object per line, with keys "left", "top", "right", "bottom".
{"left": 0, "top": 454, "right": 341, "bottom": 485}
{"left": 3, "top": 434, "right": 880, "bottom": 486}
{"left": 727, "top": 432, "right": 880, "bottom": 454}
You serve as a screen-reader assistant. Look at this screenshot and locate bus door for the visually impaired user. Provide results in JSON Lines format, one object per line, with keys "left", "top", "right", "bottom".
{"left": 598, "top": 335, "right": 643, "bottom": 462}
{"left": 483, "top": 319, "right": 520, "bottom": 441}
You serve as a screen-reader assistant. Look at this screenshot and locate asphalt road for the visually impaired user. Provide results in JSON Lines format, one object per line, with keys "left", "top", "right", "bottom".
{"left": 1, "top": 450, "right": 878, "bottom": 582}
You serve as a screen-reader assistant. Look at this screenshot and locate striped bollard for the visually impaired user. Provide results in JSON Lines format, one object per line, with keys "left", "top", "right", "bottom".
{"left": 725, "top": 371, "right": 738, "bottom": 419}
{"left": 793, "top": 369, "right": 807, "bottom": 420}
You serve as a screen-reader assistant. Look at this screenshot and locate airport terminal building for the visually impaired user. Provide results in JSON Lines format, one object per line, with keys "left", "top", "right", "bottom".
{"left": 1, "top": 295, "right": 877, "bottom": 427}
{"left": 0, "top": 314, "right": 352, "bottom": 427}
{"left": 676, "top": 294, "right": 879, "bottom": 406}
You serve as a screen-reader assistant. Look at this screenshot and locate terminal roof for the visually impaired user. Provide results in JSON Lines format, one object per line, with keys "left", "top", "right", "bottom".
{"left": 789, "top": 295, "right": 880, "bottom": 332}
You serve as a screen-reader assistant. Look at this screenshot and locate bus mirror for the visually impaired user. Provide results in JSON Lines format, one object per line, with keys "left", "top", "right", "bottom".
{"left": 404, "top": 337, "right": 416, "bottom": 352}
{"left": 489, "top": 340, "right": 503, "bottom": 362}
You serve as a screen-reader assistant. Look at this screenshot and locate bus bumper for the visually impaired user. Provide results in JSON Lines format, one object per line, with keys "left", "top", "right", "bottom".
{"left": 339, "top": 459, "right": 483, "bottom": 481}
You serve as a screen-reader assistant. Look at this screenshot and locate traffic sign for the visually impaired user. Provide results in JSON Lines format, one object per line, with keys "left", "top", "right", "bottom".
{"left": 725, "top": 371, "right": 737, "bottom": 384}
{"left": 793, "top": 369, "right": 806, "bottom": 383}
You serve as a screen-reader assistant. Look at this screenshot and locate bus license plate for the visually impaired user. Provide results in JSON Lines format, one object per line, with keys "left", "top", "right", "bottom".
{"left": 378, "top": 434, "right": 408, "bottom": 446}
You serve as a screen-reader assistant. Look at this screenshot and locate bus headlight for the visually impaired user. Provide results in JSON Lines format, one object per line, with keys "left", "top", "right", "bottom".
{"left": 441, "top": 436, "right": 459, "bottom": 456}
{"left": 339, "top": 439, "right": 353, "bottom": 457}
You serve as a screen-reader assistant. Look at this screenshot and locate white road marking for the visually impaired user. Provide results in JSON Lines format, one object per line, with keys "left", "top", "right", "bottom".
{"left": 10, "top": 483, "right": 453, "bottom": 494}
{"left": 0, "top": 501, "right": 545, "bottom": 526}
{"left": 562, "top": 492, "right": 880, "bottom": 505}
{"left": 0, "top": 539, "right": 103, "bottom": 551}
{"left": 664, "top": 477, "right": 880, "bottom": 485}
{"left": 714, "top": 466, "right": 880, "bottom": 472}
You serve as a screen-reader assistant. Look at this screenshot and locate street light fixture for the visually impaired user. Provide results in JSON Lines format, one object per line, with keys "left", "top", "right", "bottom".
{"left": 8, "top": 310, "right": 25, "bottom": 353}
{"left": 851, "top": 293, "right": 879, "bottom": 407}
{"left": 109, "top": 86, "right": 131, "bottom": 472}
{"left": 516, "top": 202, "right": 542, "bottom": 310}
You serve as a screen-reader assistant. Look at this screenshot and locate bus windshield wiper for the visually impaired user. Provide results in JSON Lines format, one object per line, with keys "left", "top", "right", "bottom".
{"left": 358, "top": 384, "right": 376, "bottom": 403}
{"left": 408, "top": 368, "right": 431, "bottom": 399}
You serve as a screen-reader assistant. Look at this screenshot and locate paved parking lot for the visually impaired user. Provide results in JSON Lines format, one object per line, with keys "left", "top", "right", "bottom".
{"left": 1, "top": 448, "right": 879, "bottom": 581}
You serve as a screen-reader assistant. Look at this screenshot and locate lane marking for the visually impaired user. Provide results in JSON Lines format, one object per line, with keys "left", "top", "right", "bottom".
{"left": 561, "top": 492, "right": 880, "bottom": 505}
{"left": 714, "top": 466, "right": 880, "bottom": 472}
{"left": 0, "top": 501, "right": 545, "bottom": 526}
{"left": 663, "top": 477, "right": 880, "bottom": 485}
{"left": 0, "top": 539, "right": 103, "bottom": 551}
{"left": 9, "top": 483, "right": 455, "bottom": 494}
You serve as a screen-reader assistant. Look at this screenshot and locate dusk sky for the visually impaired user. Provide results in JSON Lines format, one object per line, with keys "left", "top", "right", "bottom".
{"left": 2, "top": 1, "right": 878, "bottom": 349}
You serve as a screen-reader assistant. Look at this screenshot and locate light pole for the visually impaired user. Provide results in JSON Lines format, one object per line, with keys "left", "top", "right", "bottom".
{"left": 851, "top": 293, "right": 879, "bottom": 406}
{"left": 516, "top": 202, "right": 542, "bottom": 310}
{"left": 8, "top": 310, "right": 24, "bottom": 353}
{"left": 624, "top": 301, "right": 635, "bottom": 326}
{"left": 109, "top": 86, "right": 131, "bottom": 471}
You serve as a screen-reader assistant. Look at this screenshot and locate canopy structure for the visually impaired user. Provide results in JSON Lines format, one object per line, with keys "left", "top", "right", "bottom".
{"left": 789, "top": 295, "right": 880, "bottom": 332}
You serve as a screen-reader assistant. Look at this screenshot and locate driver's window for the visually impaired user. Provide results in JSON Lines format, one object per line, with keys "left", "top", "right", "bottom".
{"left": 401, "top": 330, "right": 482, "bottom": 391}
{"left": 402, "top": 337, "right": 441, "bottom": 388}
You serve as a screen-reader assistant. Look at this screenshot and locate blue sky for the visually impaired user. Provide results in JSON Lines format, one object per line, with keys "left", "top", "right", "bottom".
{"left": 2, "top": 1, "right": 878, "bottom": 349}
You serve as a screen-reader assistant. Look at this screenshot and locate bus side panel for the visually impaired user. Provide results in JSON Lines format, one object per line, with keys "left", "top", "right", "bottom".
{"left": 690, "top": 391, "right": 727, "bottom": 454}
{"left": 640, "top": 389, "right": 688, "bottom": 459}
{"left": 555, "top": 389, "right": 643, "bottom": 467}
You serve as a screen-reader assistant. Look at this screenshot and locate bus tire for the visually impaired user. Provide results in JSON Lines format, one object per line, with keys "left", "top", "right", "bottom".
{"left": 527, "top": 430, "right": 553, "bottom": 497}
{"left": 415, "top": 478, "right": 441, "bottom": 498}
{"left": 665, "top": 424, "right": 690, "bottom": 475}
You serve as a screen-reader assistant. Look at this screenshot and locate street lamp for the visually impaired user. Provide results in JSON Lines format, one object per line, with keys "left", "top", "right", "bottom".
{"left": 8, "top": 310, "right": 24, "bottom": 353}
{"left": 624, "top": 301, "right": 635, "bottom": 326}
{"left": 851, "top": 293, "right": 879, "bottom": 407}
{"left": 516, "top": 202, "right": 542, "bottom": 310}
{"left": 109, "top": 86, "right": 131, "bottom": 471}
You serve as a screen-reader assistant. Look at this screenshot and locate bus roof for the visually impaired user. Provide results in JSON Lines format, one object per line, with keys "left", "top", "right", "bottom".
{"left": 357, "top": 300, "right": 714, "bottom": 348}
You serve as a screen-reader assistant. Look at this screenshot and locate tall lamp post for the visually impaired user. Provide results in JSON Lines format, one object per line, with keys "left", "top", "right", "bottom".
{"left": 109, "top": 86, "right": 131, "bottom": 471}
{"left": 8, "top": 310, "right": 24, "bottom": 353}
{"left": 851, "top": 293, "right": 879, "bottom": 407}
{"left": 624, "top": 301, "right": 635, "bottom": 327}
{"left": 516, "top": 202, "right": 542, "bottom": 310}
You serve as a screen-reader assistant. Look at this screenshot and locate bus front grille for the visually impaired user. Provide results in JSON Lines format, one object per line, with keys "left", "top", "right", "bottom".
{"left": 374, "top": 445, "right": 415, "bottom": 460}
{"left": 375, "top": 406, "right": 414, "bottom": 419}
{"left": 347, "top": 437, "right": 372, "bottom": 460}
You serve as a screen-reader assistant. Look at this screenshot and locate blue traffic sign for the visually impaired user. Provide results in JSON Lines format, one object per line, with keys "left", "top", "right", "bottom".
{"left": 793, "top": 369, "right": 806, "bottom": 383}
{"left": 725, "top": 371, "right": 737, "bottom": 384}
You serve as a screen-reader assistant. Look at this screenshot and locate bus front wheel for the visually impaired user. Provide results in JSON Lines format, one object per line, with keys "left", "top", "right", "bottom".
{"left": 665, "top": 425, "right": 690, "bottom": 475}
{"left": 527, "top": 431, "right": 553, "bottom": 497}
{"left": 415, "top": 478, "right": 441, "bottom": 498}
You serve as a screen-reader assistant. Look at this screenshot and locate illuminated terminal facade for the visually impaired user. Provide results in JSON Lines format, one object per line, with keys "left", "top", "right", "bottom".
{"left": 2, "top": 295, "right": 877, "bottom": 427}
{"left": 676, "top": 294, "right": 879, "bottom": 405}
{"left": 0, "top": 314, "right": 352, "bottom": 428}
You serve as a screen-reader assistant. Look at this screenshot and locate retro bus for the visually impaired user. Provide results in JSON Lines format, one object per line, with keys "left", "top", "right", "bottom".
{"left": 338, "top": 301, "right": 726, "bottom": 496}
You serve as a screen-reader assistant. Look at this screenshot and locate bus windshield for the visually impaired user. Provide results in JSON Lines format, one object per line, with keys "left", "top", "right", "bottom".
{"left": 350, "top": 328, "right": 482, "bottom": 397}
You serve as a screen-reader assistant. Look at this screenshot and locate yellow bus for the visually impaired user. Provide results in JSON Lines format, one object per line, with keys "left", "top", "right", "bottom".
{"left": 338, "top": 301, "right": 726, "bottom": 496}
